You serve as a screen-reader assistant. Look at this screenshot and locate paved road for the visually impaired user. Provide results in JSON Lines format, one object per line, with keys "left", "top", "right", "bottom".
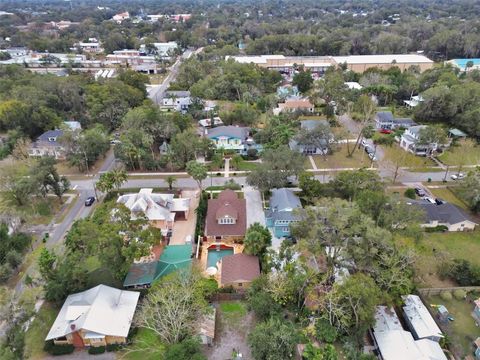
{"left": 148, "top": 48, "right": 194, "bottom": 105}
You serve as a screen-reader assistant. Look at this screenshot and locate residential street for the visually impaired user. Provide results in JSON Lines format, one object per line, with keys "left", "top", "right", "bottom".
{"left": 147, "top": 48, "right": 195, "bottom": 105}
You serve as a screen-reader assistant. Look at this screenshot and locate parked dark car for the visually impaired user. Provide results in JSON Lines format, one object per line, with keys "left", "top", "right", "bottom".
{"left": 415, "top": 187, "right": 426, "bottom": 197}
{"left": 85, "top": 196, "right": 95, "bottom": 206}
{"left": 435, "top": 198, "right": 446, "bottom": 205}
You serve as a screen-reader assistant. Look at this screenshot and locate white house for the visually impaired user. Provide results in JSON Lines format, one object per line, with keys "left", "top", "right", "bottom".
{"left": 400, "top": 125, "right": 435, "bottom": 156}
{"left": 117, "top": 189, "right": 190, "bottom": 233}
{"left": 29, "top": 129, "right": 65, "bottom": 159}
{"left": 139, "top": 42, "right": 178, "bottom": 58}
{"left": 161, "top": 91, "right": 191, "bottom": 112}
{"left": 45, "top": 285, "right": 140, "bottom": 348}
{"left": 73, "top": 41, "right": 103, "bottom": 53}
{"left": 402, "top": 295, "right": 444, "bottom": 343}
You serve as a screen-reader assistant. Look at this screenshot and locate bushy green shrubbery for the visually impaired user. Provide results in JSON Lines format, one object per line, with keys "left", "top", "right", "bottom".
{"left": 43, "top": 340, "right": 74, "bottom": 356}
{"left": 88, "top": 346, "right": 106, "bottom": 354}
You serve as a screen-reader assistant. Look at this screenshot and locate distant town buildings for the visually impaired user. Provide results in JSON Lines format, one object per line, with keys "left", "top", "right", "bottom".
{"left": 112, "top": 12, "right": 130, "bottom": 23}
{"left": 228, "top": 54, "right": 434, "bottom": 73}
{"left": 146, "top": 14, "right": 192, "bottom": 23}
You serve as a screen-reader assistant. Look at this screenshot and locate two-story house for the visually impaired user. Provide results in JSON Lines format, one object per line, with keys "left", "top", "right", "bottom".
{"left": 205, "top": 189, "right": 246, "bottom": 242}
{"left": 161, "top": 91, "right": 191, "bottom": 112}
{"left": 266, "top": 188, "right": 302, "bottom": 238}
{"left": 400, "top": 125, "right": 435, "bottom": 156}
{"left": 205, "top": 126, "right": 257, "bottom": 155}
{"left": 375, "top": 111, "right": 417, "bottom": 130}
{"left": 29, "top": 129, "right": 65, "bottom": 159}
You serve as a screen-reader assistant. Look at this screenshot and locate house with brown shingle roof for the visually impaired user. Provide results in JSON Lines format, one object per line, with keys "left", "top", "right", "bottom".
{"left": 277, "top": 98, "right": 314, "bottom": 114}
{"left": 205, "top": 190, "right": 247, "bottom": 242}
{"left": 218, "top": 253, "right": 260, "bottom": 289}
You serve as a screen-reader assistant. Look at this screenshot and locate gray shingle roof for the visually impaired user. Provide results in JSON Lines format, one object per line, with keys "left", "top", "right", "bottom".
{"left": 270, "top": 188, "right": 302, "bottom": 211}
{"left": 267, "top": 188, "right": 302, "bottom": 222}
{"left": 413, "top": 202, "right": 476, "bottom": 225}
{"left": 37, "top": 129, "right": 64, "bottom": 143}
{"left": 376, "top": 111, "right": 394, "bottom": 123}
{"left": 206, "top": 126, "right": 250, "bottom": 140}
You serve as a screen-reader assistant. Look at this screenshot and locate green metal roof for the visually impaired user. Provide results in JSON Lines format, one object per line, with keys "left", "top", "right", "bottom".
{"left": 123, "top": 245, "right": 192, "bottom": 287}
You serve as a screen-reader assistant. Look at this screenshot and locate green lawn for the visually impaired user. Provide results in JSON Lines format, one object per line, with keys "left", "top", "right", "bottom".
{"left": 381, "top": 145, "right": 436, "bottom": 169}
{"left": 438, "top": 139, "right": 480, "bottom": 166}
{"left": 428, "top": 187, "right": 469, "bottom": 210}
{"left": 122, "top": 328, "right": 166, "bottom": 360}
{"left": 219, "top": 301, "right": 247, "bottom": 328}
{"left": 397, "top": 231, "right": 480, "bottom": 288}
{"left": 423, "top": 293, "right": 480, "bottom": 359}
{"left": 24, "top": 302, "right": 59, "bottom": 360}
{"left": 233, "top": 161, "right": 259, "bottom": 171}
{"left": 312, "top": 145, "right": 372, "bottom": 169}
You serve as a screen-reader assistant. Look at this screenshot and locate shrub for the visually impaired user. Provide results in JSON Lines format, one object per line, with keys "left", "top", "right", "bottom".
{"left": 425, "top": 225, "right": 448, "bottom": 232}
{"left": 88, "top": 346, "right": 106, "bottom": 355}
{"left": 440, "top": 291, "right": 452, "bottom": 301}
{"left": 106, "top": 344, "right": 121, "bottom": 352}
{"left": 404, "top": 188, "right": 416, "bottom": 199}
{"left": 453, "top": 289, "right": 467, "bottom": 300}
{"left": 43, "top": 340, "right": 74, "bottom": 356}
{"left": 315, "top": 318, "right": 338, "bottom": 343}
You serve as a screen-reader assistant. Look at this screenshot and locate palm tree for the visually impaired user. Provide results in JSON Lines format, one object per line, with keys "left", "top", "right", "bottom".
{"left": 166, "top": 175, "right": 176, "bottom": 191}
{"left": 111, "top": 168, "right": 128, "bottom": 191}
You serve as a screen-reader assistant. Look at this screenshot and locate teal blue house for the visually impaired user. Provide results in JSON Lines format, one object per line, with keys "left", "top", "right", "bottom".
{"left": 265, "top": 188, "right": 302, "bottom": 238}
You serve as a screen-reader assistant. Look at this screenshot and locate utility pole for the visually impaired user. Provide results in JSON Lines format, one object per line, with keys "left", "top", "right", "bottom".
{"left": 443, "top": 165, "right": 450, "bottom": 182}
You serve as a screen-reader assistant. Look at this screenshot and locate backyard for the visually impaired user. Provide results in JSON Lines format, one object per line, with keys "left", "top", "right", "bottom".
{"left": 203, "top": 300, "right": 255, "bottom": 360}
{"left": 397, "top": 231, "right": 480, "bottom": 288}
{"left": 422, "top": 292, "right": 480, "bottom": 359}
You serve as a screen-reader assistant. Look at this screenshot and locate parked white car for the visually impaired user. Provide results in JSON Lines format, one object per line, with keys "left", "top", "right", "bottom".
{"left": 422, "top": 196, "right": 436, "bottom": 204}
{"left": 451, "top": 173, "right": 465, "bottom": 180}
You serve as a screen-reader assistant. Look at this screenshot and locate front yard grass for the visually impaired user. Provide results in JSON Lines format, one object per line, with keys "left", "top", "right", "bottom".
{"left": 381, "top": 145, "right": 436, "bottom": 169}
{"left": 16, "top": 197, "right": 65, "bottom": 225}
{"left": 23, "top": 302, "right": 59, "bottom": 360}
{"left": 427, "top": 187, "right": 469, "bottom": 210}
{"left": 422, "top": 293, "right": 480, "bottom": 359}
{"left": 122, "top": 328, "right": 166, "bottom": 360}
{"left": 438, "top": 139, "right": 480, "bottom": 166}
{"left": 312, "top": 144, "right": 372, "bottom": 169}
{"left": 396, "top": 231, "right": 480, "bottom": 288}
{"left": 233, "top": 161, "right": 259, "bottom": 171}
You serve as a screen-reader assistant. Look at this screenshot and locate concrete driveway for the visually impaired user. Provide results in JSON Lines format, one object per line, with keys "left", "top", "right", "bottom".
{"left": 243, "top": 186, "right": 266, "bottom": 228}
{"left": 170, "top": 189, "right": 199, "bottom": 245}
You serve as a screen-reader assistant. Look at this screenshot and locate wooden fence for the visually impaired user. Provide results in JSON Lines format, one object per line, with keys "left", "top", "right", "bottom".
{"left": 418, "top": 286, "right": 480, "bottom": 296}
{"left": 211, "top": 292, "right": 246, "bottom": 301}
